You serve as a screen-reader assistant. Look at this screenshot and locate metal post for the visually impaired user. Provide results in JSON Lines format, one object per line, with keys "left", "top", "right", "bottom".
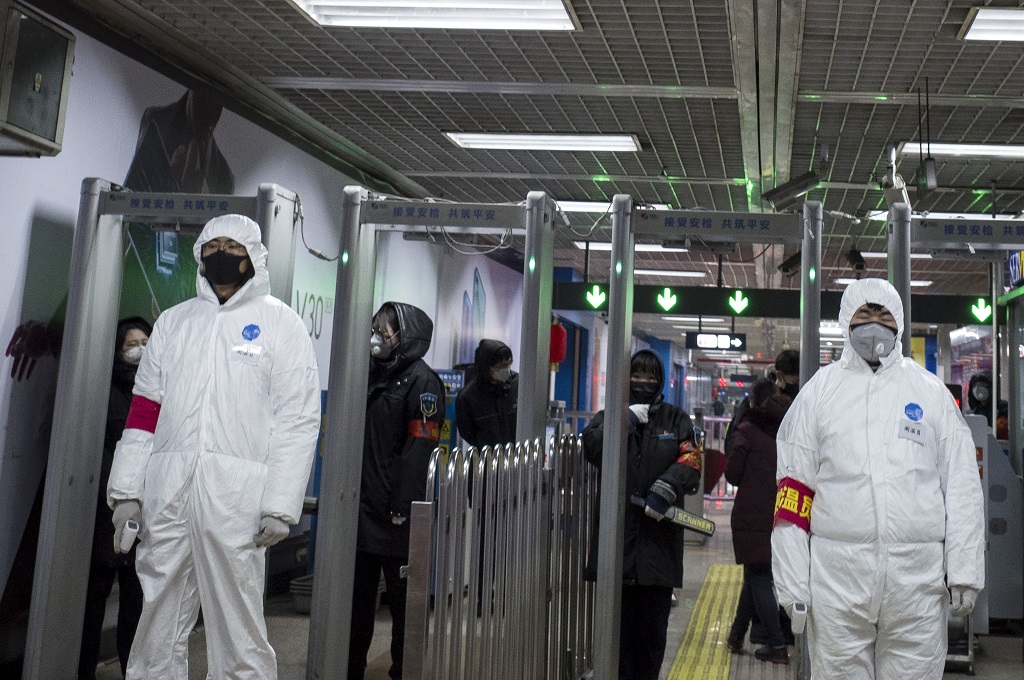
{"left": 517, "top": 192, "right": 555, "bottom": 443}
{"left": 800, "top": 201, "right": 822, "bottom": 385}
{"left": 256, "top": 183, "right": 299, "bottom": 306}
{"left": 307, "top": 186, "right": 376, "bottom": 679}
{"left": 592, "top": 194, "right": 634, "bottom": 679}
{"left": 24, "top": 178, "right": 125, "bottom": 678}
{"left": 992, "top": 261, "right": 1003, "bottom": 431}
{"left": 887, "top": 203, "right": 913, "bottom": 357}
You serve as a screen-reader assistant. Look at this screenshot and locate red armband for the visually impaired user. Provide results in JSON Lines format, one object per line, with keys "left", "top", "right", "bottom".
{"left": 774, "top": 477, "right": 814, "bottom": 532}
{"left": 124, "top": 395, "right": 161, "bottom": 434}
{"left": 676, "top": 440, "right": 702, "bottom": 473}
{"left": 407, "top": 419, "right": 440, "bottom": 441}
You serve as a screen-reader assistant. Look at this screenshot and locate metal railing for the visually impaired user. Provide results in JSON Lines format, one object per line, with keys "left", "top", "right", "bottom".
{"left": 404, "top": 436, "right": 598, "bottom": 680}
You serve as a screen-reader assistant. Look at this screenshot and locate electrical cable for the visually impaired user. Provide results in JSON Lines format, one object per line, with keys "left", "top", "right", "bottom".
{"left": 296, "top": 196, "right": 338, "bottom": 261}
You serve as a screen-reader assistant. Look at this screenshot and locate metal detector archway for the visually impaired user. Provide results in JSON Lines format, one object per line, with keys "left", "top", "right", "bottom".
{"left": 22, "top": 178, "right": 301, "bottom": 679}
{"left": 590, "top": 199, "right": 823, "bottom": 678}
{"left": 306, "top": 188, "right": 555, "bottom": 679}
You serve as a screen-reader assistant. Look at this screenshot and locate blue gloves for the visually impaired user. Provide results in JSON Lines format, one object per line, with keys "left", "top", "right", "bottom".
{"left": 644, "top": 479, "right": 676, "bottom": 521}
{"left": 254, "top": 515, "right": 290, "bottom": 547}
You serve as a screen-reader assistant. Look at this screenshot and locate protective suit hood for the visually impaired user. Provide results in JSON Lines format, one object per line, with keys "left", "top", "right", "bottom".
{"left": 838, "top": 278, "right": 903, "bottom": 370}
{"left": 193, "top": 214, "right": 270, "bottom": 305}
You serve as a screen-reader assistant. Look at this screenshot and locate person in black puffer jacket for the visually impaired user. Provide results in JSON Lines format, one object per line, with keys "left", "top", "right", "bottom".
{"left": 725, "top": 378, "right": 793, "bottom": 665}
{"left": 582, "top": 349, "right": 701, "bottom": 680}
{"left": 455, "top": 339, "right": 518, "bottom": 448}
{"left": 78, "top": 317, "right": 151, "bottom": 679}
{"left": 350, "top": 302, "right": 444, "bottom": 680}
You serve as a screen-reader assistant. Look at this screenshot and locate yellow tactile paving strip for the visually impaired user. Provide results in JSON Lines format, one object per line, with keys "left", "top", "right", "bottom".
{"left": 667, "top": 563, "right": 743, "bottom": 680}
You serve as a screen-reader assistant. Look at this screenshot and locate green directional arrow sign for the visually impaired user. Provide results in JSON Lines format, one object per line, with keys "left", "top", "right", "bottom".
{"left": 586, "top": 284, "right": 606, "bottom": 309}
{"left": 656, "top": 287, "right": 678, "bottom": 312}
{"left": 728, "top": 290, "right": 749, "bottom": 314}
{"left": 971, "top": 298, "right": 992, "bottom": 323}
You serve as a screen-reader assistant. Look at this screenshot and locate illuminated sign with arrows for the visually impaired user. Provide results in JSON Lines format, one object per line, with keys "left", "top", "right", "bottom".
{"left": 728, "top": 290, "right": 749, "bottom": 314}
{"left": 585, "top": 284, "right": 606, "bottom": 309}
{"left": 656, "top": 288, "right": 678, "bottom": 312}
{"left": 971, "top": 298, "right": 992, "bottom": 323}
{"left": 685, "top": 333, "right": 747, "bottom": 351}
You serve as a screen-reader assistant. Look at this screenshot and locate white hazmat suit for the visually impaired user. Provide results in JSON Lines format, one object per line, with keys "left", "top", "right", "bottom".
{"left": 772, "top": 278, "right": 984, "bottom": 679}
{"left": 107, "top": 214, "right": 321, "bottom": 679}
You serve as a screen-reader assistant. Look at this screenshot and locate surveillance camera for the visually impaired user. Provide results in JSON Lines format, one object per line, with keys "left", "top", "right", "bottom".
{"left": 778, "top": 250, "right": 802, "bottom": 277}
{"left": 847, "top": 248, "right": 866, "bottom": 273}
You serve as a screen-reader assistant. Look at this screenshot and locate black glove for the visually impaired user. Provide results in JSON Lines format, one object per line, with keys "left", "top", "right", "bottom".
{"left": 644, "top": 479, "right": 676, "bottom": 521}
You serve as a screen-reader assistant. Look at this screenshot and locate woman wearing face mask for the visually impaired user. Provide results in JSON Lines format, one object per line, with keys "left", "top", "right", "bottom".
{"left": 455, "top": 339, "right": 518, "bottom": 449}
{"left": 725, "top": 378, "right": 794, "bottom": 664}
{"left": 351, "top": 302, "right": 444, "bottom": 680}
{"left": 966, "top": 371, "right": 1009, "bottom": 438}
{"left": 582, "top": 349, "right": 702, "bottom": 680}
{"left": 78, "top": 317, "right": 151, "bottom": 679}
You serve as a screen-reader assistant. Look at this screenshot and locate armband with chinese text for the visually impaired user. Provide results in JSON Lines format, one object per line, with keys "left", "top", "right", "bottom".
{"left": 774, "top": 477, "right": 814, "bottom": 532}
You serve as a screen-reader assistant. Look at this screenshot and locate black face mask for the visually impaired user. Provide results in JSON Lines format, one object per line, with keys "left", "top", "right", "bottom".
{"left": 202, "top": 250, "right": 249, "bottom": 286}
{"left": 629, "top": 380, "right": 660, "bottom": 404}
{"left": 781, "top": 382, "right": 800, "bottom": 399}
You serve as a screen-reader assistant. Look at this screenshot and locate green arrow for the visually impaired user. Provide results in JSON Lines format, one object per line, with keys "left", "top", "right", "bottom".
{"left": 971, "top": 298, "right": 992, "bottom": 323}
{"left": 728, "top": 290, "right": 749, "bottom": 314}
{"left": 586, "top": 285, "right": 606, "bottom": 309}
{"left": 656, "top": 287, "right": 678, "bottom": 312}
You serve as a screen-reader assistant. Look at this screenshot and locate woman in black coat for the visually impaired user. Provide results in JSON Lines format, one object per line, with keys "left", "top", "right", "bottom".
{"left": 79, "top": 317, "right": 151, "bottom": 679}
{"left": 725, "top": 378, "right": 792, "bottom": 664}
{"left": 582, "top": 350, "right": 702, "bottom": 680}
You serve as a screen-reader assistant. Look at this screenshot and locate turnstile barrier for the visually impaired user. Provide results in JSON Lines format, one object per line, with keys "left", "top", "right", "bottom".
{"left": 404, "top": 435, "right": 598, "bottom": 680}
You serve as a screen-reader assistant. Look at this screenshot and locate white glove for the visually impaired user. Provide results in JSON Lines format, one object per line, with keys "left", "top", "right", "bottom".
{"left": 111, "top": 500, "right": 142, "bottom": 553}
{"left": 950, "top": 585, "right": 978, "bottom": 618}
{"left": 628, "top": 404, "right": 650, "bottom": 424}
{"left": 391, "top": 514, "right": 408, "bottom": 525}
{"left": 254, "top": 515, "right": 290, "bottom": 547}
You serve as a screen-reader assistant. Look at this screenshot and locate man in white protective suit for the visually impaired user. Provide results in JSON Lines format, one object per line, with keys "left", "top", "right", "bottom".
{"left": 106, "top": 214, "right": 321, "bottom": 679}
{"left": 772, "top": 278, "right": 985, "bottom": 679}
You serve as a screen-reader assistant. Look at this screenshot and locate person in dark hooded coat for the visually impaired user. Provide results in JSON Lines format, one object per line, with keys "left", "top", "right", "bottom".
{"left": 455, "top": 339, "right": 518, "bottom": 448}
{"left": 582, "top": 349, "right": 702, "bottom": 680}
{"left": 350, "top": 302, "right": 444, "bottom": 680}
{"left": 967, "top": 370, "right": 1008, "bottom": 438}
{"left": 79, "top": 317, "right": 151, "bottom": 679}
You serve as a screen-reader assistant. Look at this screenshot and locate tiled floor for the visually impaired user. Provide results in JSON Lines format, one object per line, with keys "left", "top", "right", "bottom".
{"left": 94, "top": 501, "right": 1023, "bottom": 679}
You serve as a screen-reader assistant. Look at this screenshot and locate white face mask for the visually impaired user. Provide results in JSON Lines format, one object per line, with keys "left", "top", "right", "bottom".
{"left": 121, "top": 345, "right": 145, "bottom": 365}
{"left": 490, "top": 366, "right": 512, "bottom": 383}
{"left": 972, "top": 385, "right": 991, "bottom": 402}
{"left": 849, "top": 322, "right": 897, "bottom": 363}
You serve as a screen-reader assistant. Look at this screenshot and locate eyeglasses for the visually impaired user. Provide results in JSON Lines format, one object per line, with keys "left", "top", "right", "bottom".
{"left": 201, "top": 240, "right": 247, "bottom": 256}
{"left": 372, "top": 326, "right": 399, "bottom": 341}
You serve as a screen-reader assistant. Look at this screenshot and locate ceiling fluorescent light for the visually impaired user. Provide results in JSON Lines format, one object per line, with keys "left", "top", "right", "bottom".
{"left": 292, "top": 0, "right": 579, "bottom": 31}
{"left": 835, "top": 278, "right": 932, "bottom": 287}
{"left": 445, "top": 132, "right": 639, "bottom": 151}
{"left": 662, "top": 316, "right": 725, "bottom": 323}
{"left": 960, "top": 7, "right": 1024, "bottom": 41}
{"left": 560, "top": 201, "right": 668, "bottom": 213}
{"left": 898, "top": 142, "right": 1024, "bottom": 159}
{"left": 861, "top": 252, "right": 933, "bottom": 259}
{"left": 634, "top": 269, "right": 706, "bottom": 278}
{"left": 674, "top": 326, "right": 731, "bottom": 332}
{"left": 572, "top": 241, "right": 688, "bottom": 253}
{"left": 865, "top": 210, "right": 1022, "bottom": 222}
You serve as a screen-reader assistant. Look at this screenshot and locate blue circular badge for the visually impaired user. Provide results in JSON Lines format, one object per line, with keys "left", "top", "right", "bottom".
{"left": 905, "top": 403, "right": 924, "bottom": 421}
{"left": 242, "top": 324, "right": 261, "bottom": 341}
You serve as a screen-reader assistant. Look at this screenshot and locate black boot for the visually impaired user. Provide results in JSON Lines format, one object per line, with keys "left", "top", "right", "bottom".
{"left": 754, "top": 645, "right": 790, "bottom": 665}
